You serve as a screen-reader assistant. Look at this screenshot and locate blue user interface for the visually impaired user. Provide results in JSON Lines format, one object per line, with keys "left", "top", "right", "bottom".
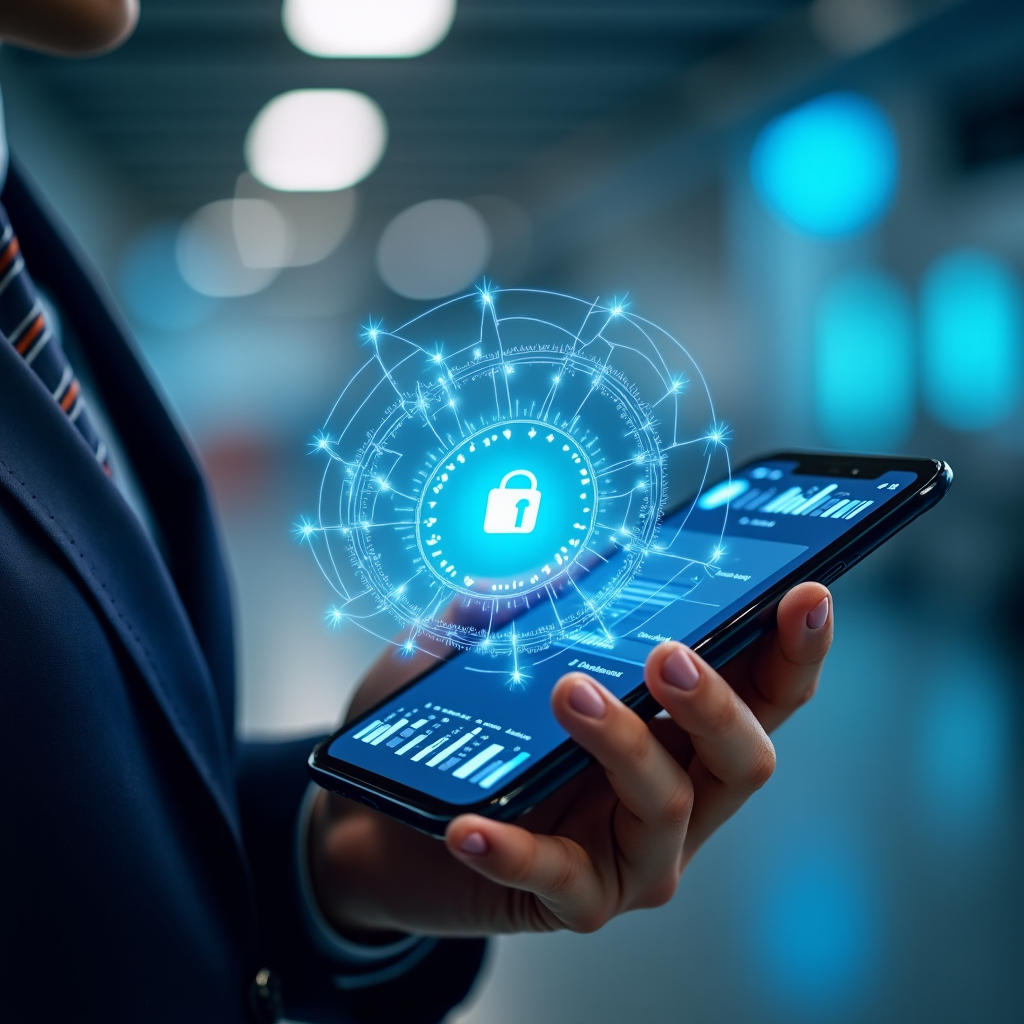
{"left": 328, "top": 462, "right": 918, "bottom": 805}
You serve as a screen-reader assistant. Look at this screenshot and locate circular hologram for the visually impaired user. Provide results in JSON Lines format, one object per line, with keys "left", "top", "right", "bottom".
{"left": 299, "top": 286, "right": 727, "bottom": 661}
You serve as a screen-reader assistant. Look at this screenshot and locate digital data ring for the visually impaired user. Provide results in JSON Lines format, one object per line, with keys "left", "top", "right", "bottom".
{"left": 304, "top": 287, "right": 724, "bottom": 661}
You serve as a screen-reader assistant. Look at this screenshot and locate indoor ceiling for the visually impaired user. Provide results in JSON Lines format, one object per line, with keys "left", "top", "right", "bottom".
{"left": 2, "top": 0, "right": 809, "bottom": 220}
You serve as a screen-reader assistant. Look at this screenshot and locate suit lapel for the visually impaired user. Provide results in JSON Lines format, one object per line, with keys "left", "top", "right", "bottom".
{"left": 1, "top": 161, "right": 237, "bottom": 735}
{"left": 0, "top": 338, "right": 242, "bottom": 845}
{"left": 0, "top": 166, "right": 245, "bottom": 858}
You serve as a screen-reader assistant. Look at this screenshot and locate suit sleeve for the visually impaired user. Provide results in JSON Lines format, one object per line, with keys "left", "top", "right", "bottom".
{"left": 236, "top": 737, "right": 487, "bottom": 1024}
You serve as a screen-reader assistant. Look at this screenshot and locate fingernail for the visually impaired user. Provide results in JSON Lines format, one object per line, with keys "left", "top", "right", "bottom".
{"left": 568, "top": 677, "right": 606, "bottom": 719}
{"left": 806, "top": 596, "right": 829, "bottom": 630}
{"left": 459, "top": 831, "right": 488, "bottom": 855}
{"left": 663, "top": 646, "right": 700, "bottom": 690}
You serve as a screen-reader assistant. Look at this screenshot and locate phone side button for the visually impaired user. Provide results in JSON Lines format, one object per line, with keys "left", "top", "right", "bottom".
{"left": 359, "top": 796, "right": 379, "bottom": 811}
{"left": 818, "top": 562, "right": 846, "bottom": 586}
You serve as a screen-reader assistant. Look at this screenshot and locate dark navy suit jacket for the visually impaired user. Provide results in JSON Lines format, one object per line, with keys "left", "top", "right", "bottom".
{"left": 0, "top": 162, "right": 485, "bottom": 1023}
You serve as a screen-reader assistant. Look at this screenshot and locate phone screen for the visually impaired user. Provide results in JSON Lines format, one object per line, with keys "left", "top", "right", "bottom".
{"left": 325, "top": 460, "right": 919, "bottom": 806}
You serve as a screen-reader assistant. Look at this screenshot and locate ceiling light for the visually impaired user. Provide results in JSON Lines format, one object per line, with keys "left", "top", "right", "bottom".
{"left": 245, "top": 89, "right": 387, "bottom": 192}
{"left": 283, "top": 0, "right": 456, "bottom": 58}
{"left": 377, "top": 199, "right": 491, "bottom": 300}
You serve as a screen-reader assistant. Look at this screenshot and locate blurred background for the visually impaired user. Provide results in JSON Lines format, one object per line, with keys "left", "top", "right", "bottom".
{"left": 5, "top": 0, "right": 1023, "bottom": 1019}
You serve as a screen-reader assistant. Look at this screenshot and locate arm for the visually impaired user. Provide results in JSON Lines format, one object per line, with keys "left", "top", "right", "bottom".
{"left": 236, "top": 737, "right": 485, "bottom": 1024}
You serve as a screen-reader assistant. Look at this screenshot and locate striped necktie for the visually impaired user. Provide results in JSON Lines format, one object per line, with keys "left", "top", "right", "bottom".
{"left": 0, "top": 201, "right": 110, "bottom": 474}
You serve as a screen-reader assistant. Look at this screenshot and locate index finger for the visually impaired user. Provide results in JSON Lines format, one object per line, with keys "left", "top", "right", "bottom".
{"left": 729, "top": 582, "right": 833, "bottom": 734}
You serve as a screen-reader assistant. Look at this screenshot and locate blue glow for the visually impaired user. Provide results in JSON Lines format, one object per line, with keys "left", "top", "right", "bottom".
{"left": 921, "top": 250, "right": 1024, "bottom": 431}
{"left": 752, "top": 839, "right": 878, "bottom": 1006}
{"left": 814, "top": 268, "right": 915, "bottom": 450}
{"left": 915, "top": 655, "right": 1010, "bottom": 835}
{"left": 698, "top": 478, "right": 749, "bottom": 509}
{"left": 751, "top": 92, "right": 898, "bottom": 237}
{"left": 293, "top": 516, "right": 316, "bottom": 543}
{"left": 118, "top": 225, "right": 218, "bottom": 331}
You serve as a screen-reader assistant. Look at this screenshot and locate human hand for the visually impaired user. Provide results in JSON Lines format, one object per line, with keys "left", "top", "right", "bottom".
{"left": 308, "top": 582, "right": 832, "bottom": 936}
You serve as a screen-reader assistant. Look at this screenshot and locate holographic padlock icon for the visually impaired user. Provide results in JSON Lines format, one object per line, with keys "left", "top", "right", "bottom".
{"left": 483, "top": 470, "right": 542, "bottom": 534}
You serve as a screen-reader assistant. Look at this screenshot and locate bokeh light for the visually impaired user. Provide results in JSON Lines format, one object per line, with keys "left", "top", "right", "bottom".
{"left": 235, "top": 173, "right": 357, "bottom": 268}
{"left": 230, "top": 198, "right": 293, "bottom": 269}
{"left": 118, "top": 224, "right": 219, "bottom": 331}
{"left": 376, "top": 198, "right": 491, "bottom": 299}
{"left": 749, "top": 834, "right": 880, "bottom": 1009}
{"left": 751, "top": 92, "right": 899, "bottom": 237}
{"left": 914, "top": 650, "right": 1011, "bottom": 839}
{"left": 245, "top": 89, "right": 388, "bottom": 192}
{"left": 814, "top": 267, "right": 915, "bottom": 449}
{"left": 921, "top": 249, "right": 1024, "bottom": 431}
{"left": 176, "top": 200, "right": 280, "bottom": 297}
{"left": 283, "top": 0, "right": 456, "bottom": 57}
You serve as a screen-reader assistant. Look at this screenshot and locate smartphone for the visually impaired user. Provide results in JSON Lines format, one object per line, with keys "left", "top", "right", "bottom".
{"left": 309, "top": 451, "right": 951, "bottom": 835}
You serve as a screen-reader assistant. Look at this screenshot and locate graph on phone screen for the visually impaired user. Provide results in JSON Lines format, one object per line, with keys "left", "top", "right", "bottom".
{"left": 350, "top": 702, "right": 530, "bottom": 791}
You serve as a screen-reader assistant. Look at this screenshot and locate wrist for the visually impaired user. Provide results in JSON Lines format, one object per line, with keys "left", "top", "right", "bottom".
{"left": 298, "top": 785, "right": 437, "bottom": 981}
{"left": 306, "top": 788, "right": 404, "bottom": 941}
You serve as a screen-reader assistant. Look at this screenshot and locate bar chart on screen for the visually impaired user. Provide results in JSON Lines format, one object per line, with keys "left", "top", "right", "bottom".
{"left": 731, "top": 481, "right": 876, "bottom": 520}
{"left": 349, "top": 704, "right": 531, "bottom": 790}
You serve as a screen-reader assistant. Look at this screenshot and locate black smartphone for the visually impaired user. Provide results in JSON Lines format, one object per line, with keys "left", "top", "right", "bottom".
{"left": 309, "top": 451, "right": 951, "bottom": 835}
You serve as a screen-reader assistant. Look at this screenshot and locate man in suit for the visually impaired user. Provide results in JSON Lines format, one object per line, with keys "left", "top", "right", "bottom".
{"left": 0, "top": 2, "right": 835, "bottom": 1022}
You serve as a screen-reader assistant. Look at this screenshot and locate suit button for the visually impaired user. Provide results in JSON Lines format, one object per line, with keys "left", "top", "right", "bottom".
{"left": 249, "top": 967, "right": 282, "bottom": 1023}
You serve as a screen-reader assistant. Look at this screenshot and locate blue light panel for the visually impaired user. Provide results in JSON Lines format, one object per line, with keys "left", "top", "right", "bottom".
{"left": 751, "top": 92, "right": 899, "bottom": 237}
{"left": 921, "top": 249, "right": 1024, "bottom": 431}
{"left": 814, "top": 268, "right": 915, "bottom": 450}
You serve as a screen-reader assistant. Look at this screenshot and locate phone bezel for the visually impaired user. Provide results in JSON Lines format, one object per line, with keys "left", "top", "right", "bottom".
{"left": 309, "top": 451, "right": 951, "bottom": 835}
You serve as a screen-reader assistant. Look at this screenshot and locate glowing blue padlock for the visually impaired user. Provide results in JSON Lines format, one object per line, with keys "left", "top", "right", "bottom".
{"left": 483, "top": 470, "right": 542, "bottom": 534}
